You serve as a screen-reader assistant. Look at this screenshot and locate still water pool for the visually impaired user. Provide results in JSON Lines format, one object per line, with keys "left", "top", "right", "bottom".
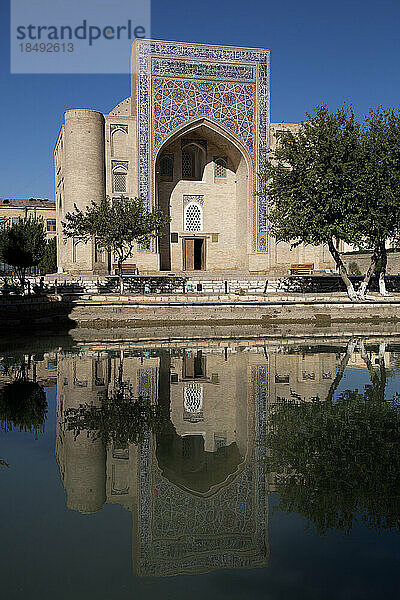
{"left": 1, "top": 334, "right": 399, "bottom": 599}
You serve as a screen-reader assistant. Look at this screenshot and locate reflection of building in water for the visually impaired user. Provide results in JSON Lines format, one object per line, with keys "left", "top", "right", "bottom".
{"left": 54, "top": 345, "right": 344, "bottom": 576}
{"left": 347, "top": 349, "right": 391, "bottom": 370}
{"left": 56, "top": 354, "right": 108, "bottom": 513}
{"left": 268, "top": 351, "right": 338, "bottom": 404}
{"left": 0, "top": 352, "right": 57, "bottom": 389}
{"left": 55, "top": 348, "right": 269, "bottom": 575}
{"left": 138, "top": 349, "right": 268, "bottom": 575}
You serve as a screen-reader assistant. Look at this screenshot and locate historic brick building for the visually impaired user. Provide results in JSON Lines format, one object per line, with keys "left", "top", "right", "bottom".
{"left": 0, "top": 198, "right": 56, "bottom": 239}
{"left": 54, "top": 39, "right": 333, "bottom": 275}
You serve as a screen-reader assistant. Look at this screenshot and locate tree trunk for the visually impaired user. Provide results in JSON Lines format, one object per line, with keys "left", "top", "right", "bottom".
{"left": 378, "top": 246, "right": 389, "bottom": 296}
{"left": 15, "top": 267, "right": 26, "bottom": 293}
{"left": 359, "top": 340, "right": 380, "bottom": 387}
{"left": 360, "top": 340, "right": 386, "bottom": 401}
{"left": 327, "top": 239, "right": 358, "bottom": 301}
{"left": 358, "top": 250, "right": 379, "bottom": 299}
{"left": 118, "top": 350, "right": 124, "bottom": 388}
{"left": 326, "top": 339, "right": 356, "bottom": 403}
{"left": 118, "top": 259, "right": 124, "bottom": 295}
{"left": 378, "top": 342, "right": 387, "bottom": 401}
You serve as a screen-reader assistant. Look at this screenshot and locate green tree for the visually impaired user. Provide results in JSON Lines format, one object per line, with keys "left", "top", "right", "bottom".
{"left": 266, "top": 355, "right": 400, "bottom": 534}
{"left": 348, "top": 260, "right": 361, "bottom": 276}
{"left": 38, "top": 237, "right": 57, "bottom": 275}
{"left": 0, "top": 217, "right": 46, "bottom": 291}
{"left": 0, "top": 381, "right": 47, "bottom": 434}
{"left": 64, "top": 383, "right": 167, "bottom": 447}
{"left": 355, "top": 107, "right": 400, "bottom": 298}
{"left": 0, "top": 353, "right": 47, "bottom": 435}
{"left": 63, "top": 196, "right": 170, "bottom": 293}
{"left": 263, "top": 104, "right": 362, "bottom": 301}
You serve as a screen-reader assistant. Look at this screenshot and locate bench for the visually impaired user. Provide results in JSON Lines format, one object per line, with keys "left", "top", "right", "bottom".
{"left": 290, "top": 263, "right": 314, "bottom": 275}
{"left": 112, "top": 264, "right": 137, "bottom": 275}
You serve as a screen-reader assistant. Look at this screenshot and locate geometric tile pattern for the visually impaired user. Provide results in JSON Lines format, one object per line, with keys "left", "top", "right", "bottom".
{"left": 153, "top": 79, "right": 255, "bottom": 153}
{"left": 110, "top": 124, "right": 128, "bottom": 133}
{"left": 253, "top": 365, "right": 268, "bottom": 428}
{"left": 137, "top": 368, "right": 156, "bottom": 402}
{"left": 136, "top": 357, "right": 268, "bottom": 576}
{"left": 111, "top": 160, "right": 129, "bottom": 170}
{"left": 134, "top": 39, "right": 270, "bottom": 252}
{"left": 183, "top": 194, "right": 204, "bottom": 205}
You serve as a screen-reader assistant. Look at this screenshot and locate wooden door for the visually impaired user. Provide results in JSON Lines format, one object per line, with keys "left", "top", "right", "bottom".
{"left": 184, "top": 238, "right": 194, "bottom": 271}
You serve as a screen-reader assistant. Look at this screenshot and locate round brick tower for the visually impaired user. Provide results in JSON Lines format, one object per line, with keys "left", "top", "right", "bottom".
{"left": 61, "top": 110, "right": 105, "bottom": 274}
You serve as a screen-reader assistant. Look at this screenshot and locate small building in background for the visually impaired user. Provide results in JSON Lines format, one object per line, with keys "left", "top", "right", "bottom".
{"left": 0, "top": 198, "right": 56, "bottom": 238}
{"left": 0, "top": 198, "right": 56, "bottom": 274}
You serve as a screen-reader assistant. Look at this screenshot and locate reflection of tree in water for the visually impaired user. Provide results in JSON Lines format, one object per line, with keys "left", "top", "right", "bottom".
{"left": 65, "top": 382, "right": 167, "bottom": 447}
{"left": 0, "top": 355, "right": 47, "bottom": 435}
{"left": 267, "top": 340, "right": 400, "bottom": 534}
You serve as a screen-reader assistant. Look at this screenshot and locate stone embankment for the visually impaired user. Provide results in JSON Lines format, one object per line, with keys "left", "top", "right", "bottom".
{"left": 0, "top": 295, "right": 73, "bottom": 332}
{"left": 3, "top": 288, "right": 400, "bottom": 333}
{"left": 69, "top": 292, "right": 400, "bottom": 328}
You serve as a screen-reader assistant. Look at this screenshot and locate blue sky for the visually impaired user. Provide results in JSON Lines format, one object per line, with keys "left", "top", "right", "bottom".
{"left": 1, "top": 0, "right": 399, "bottom": 199}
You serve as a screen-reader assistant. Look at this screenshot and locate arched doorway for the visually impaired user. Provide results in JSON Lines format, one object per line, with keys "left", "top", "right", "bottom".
{"left": 154, "top": 118, "right": 253, "bottom": 272}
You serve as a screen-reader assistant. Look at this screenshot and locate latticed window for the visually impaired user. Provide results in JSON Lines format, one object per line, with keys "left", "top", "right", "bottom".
{"left": 184, "top": 383, "right": 203, "bottom": 413}
{"left": 214, "top": 435, "right": 227, "bottom": 451}
{"left": 182, "top": 151, "right": 194, "bottom": 178}
{"left": 113, "top": 172, "right": 127, "bottom": 192}
{"left": 112, "top": 161, "right": 128, "bottom": 193}
{"left": 184, "top": 203, "right": 202, "bottom": 231}
{"left": 214, "top": 157, "right": 227, "bottom": 178}
{"left": 160, "top": 154, "right": 174, "bottom": 177}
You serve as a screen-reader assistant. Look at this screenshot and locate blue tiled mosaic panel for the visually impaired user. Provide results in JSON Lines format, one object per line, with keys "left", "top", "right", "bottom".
{"left": 137, "top": 368, "right": 155, "bottom": 401}
{"left": 152, "top": 58, "right": 255, "bottom": 82}
{"left": 135, "top": 40, "right": 270, "bottom": 252}
{"left": 153, "top": 78, "right": 255, "bottom": 153}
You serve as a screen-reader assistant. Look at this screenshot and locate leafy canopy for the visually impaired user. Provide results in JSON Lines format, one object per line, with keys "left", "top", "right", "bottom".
{"left": 64, "top": 384, "right": 168, "bottom": 447}
{"left": 266, "top": 388, "right": 400, "bottom": 534}
{"left": 355, "top": 106, "right": 400, "bottom": 250}
{"left": 63, "top": 196, "right": 170, "bottom": 266}
{"left": 264, "top": 104, "right": 362, "bottom": 247}
{"left": 0, "top": 217, "right": 46, "bottom": 271}
{"left": 0, "top": 380, "right": 47, "bottom": 434}
{"left": 39, "top": 237, "right": 57, "bottom": 274}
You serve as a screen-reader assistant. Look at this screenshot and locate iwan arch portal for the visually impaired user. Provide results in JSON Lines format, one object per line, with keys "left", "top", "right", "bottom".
{"left": 55, "top": 40, "right": 334, "bottom": 275}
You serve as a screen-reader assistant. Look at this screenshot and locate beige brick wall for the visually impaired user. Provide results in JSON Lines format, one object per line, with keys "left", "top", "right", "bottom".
{"left": 0, "top": 206, "right": 56, "bottom": 241}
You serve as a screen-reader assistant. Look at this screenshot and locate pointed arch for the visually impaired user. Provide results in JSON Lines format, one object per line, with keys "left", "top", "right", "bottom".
{"left": 154, "top": 115, "right": 255, "bottom": 271}
{"left": 153, "top": 116, "right": 254, "bottom": 186}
